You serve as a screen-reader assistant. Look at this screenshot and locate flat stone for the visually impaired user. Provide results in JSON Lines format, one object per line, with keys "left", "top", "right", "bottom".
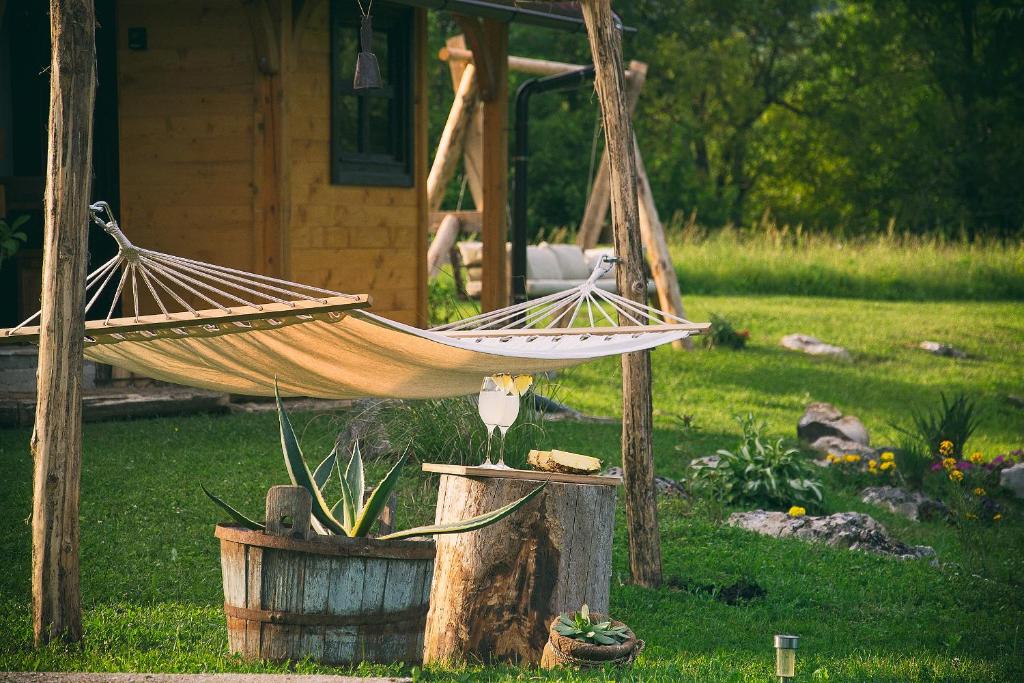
{"left": 860, "top": 486, "right": 948, "bottom": 521}
{"left": 0, "top": 675, "right": 409, "bottom": 683}
{"left": 809, "top": 436, "right": 876, "bottom": 459}
{"left": 798, "top": 402, "right": 870, "bottom": 445}
{"left": 780, "top": 334, "right": 851, "bottom": 361}
{"left": 918, "top": 341, "right": 967, "bottom": 359}
{"left": 728, "top": 510, "right": 935, "bottom": 560}
{"left": 1000, "top": 463, "right": 1024, "bottom": 498}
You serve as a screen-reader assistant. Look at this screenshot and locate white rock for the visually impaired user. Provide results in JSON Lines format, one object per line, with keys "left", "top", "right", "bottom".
{"left": 728, "top": 510, "right": 934, "bottom": 560}
{"left": 798, "top": 402, "right": 870, "bottom": 445}
{"left": 918, "top": 341, "right": 967, "bottom": 359}
{"left": 860, "top": 486, "right": 947, "bottom": 521}
{"left": 1000, "top": 463, "right": 1024, "bottom": 498}
{"left": 809, "top": 436, "right": 875, "bottom": 459}
{"left": 780, "top": 334, "right": 851, "bottom": 361}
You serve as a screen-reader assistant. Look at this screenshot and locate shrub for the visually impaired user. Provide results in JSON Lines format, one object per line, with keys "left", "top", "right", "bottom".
{"left": 895, "top": 434, "right": 932, "bottom": 491}
{"left": 705, "top": 313, "right": 749, "bottom": 350}
{"left": 901, "top": 392, "right": 981, "bottom": 458}
{"left": 691, "top": 414, "right": 823, "bottom": 510}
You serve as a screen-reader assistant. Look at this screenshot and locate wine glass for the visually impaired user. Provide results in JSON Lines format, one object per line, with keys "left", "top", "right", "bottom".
{"left": 477, "top": 376, "right": 503, "bottom": 468}
{"left": 493, "top": 387, "right": 521, "bottom": 470}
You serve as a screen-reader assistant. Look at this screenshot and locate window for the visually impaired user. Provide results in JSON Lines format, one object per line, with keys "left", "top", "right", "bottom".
{"left": 330, "top": 1, "right": 414, "bottom": 187}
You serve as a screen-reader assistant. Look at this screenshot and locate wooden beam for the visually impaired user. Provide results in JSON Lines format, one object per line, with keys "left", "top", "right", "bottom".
{"left": 445, "top": 35, "right": 484, "bottom": 210}
{"left": 577, "top": 61, "right": 645, "bottom": 250}
{"left": 427, "top": 214, "right": 462, "bottom": 279}
{"left": 452, "top": 15, "right": 494, "bottom": 101}
{"left": 478, "top": 19, "right": 509, "bottom": 312}
{"left": 429, "top": 210, "right": 480, "bottom": 234}
{"left": 33, "top": 0, "right": 96, "bottom": 645}
{"left": 427, "top": 62, "right": 478, "bottom": 212}
{"left": 580, "top": 0, "right": 662, "bottom": 588}
{"left": 439, "top": 45, "right": 584, "bottom": 77}
{"left": 251, "top": 0, "right": 290, "bottom": 277}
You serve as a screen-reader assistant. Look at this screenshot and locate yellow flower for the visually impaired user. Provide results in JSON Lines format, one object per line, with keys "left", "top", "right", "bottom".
{"left": 788, "top": 506, "right": 806, "bottom": 518}
{"left": 939, "top": 440, "right": 954, "bottom": 456}
{"left": 844, "top": 454, "right": 861, "bottom": 463}
{"left": 949, "top": 470, "right": 964, "bottom": 482}
{"left": 880, "top": 461, "right": 896, "bottom": 471}
{"left": 868, "top": 459, "right": 878, "bottom": 469}
{"left": 973, "top": 487, "right": 986, "bottom": 496}
{"left": 969, "top": 452, "right": 983, "bottom": 464}
{"left": 942, "top": 457, "right": 957, "bottom": 470}
{"left": 881, "top": 451, "right": 895, "bottom": 462}
{"left": 966, "top": 513, "right": 977, "bottom": 521}
{"left": 993, "top": 513, "right": 1003, "bottom": 522}
{"left": 826, "top": 453, "right": 838, "bottom": 463}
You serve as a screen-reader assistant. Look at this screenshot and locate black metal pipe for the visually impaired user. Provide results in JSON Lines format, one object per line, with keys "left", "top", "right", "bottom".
{"left": 511, "top": 66, "right": 595, "bottom": 303}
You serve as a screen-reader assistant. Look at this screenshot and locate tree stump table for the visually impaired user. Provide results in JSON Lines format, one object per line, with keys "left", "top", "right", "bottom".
{"left": 421, "top": 464, "right": 621, "bottom": 665}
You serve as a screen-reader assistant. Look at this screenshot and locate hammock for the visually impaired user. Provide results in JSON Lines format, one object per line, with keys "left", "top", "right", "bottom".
{"left": 1, "top": 203, "right": 708, "bottom": 399}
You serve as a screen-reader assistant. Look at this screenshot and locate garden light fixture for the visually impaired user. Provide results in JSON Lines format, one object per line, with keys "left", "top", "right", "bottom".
{"left": 774, "top": 634, "right": 800, "bottom": 682}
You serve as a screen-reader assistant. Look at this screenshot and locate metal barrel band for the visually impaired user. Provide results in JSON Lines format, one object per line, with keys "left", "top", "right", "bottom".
{"left": 224, "top": 603, "right": 429, "bottom": 632}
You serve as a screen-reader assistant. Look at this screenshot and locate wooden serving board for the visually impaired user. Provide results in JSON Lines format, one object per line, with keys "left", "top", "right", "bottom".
{"left": 421, "top": 463, "right": 622, "bottom": 487}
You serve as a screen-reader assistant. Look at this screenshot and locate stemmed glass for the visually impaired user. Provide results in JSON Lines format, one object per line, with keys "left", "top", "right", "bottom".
{"left": 477, "top": 377, "right": 504, "bottom": 468}
{"left": 493, "top": 387, "right": 521, "bottom": 470}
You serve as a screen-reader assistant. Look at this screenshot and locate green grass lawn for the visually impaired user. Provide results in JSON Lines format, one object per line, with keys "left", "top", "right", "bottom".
{"left": 1, "top": 291, "right": 1023, "bottom": 681}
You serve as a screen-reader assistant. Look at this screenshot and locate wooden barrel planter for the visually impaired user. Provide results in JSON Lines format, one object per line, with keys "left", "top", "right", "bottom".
{"left": 214, "top": 487, "right": 434, "bottom": 665}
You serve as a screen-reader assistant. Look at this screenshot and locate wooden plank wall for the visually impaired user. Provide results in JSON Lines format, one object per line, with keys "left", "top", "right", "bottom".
{"left": 116, "top": 0, "right": 257, "bottom": 273}
{"left": 289, "top": 1, "right": 428, "bottom": 325}
{"left": 116, "top": 0, "right": 428, "bottom": 326}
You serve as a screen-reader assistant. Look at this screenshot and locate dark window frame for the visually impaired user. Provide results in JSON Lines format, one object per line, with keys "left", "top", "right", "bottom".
{"left": 330, "top": 1, "right": 414, "bottom": 187}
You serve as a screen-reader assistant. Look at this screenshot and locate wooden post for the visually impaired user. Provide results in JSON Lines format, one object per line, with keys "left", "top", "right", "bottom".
{"left": 478, "top": 19, "right": 509, "bottom": 312}
{"left": 32, "top": 0, "right": 96, "bottom": 645}
{"left": 427, "top": 63, "right": 478, "bottom": 212}
{"left": 427, "top": 214, "right": 462, "bottom": 279}
{"left": 580, "top": 0, "right": 662, "bottom": 587}
{"left": 444, "top": 35, "right": 484, "bottom": 210}
{"left": 577, "top": 61, "right": 645, "bottom": 250}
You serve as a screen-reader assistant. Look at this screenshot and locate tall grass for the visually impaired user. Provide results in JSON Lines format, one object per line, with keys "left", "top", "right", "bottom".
{"left": 665, "top": 221, "right": 1024, "bottom": 301}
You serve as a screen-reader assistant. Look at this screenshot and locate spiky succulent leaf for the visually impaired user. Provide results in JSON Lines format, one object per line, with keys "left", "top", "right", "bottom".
{"left": 335, "top": 455, "right": 356, "bottom": 534}
{"left": 345, "top": 441, "right": 365, "bottom": 521}
{"left": 350, "top": 451, "right": 409, "bottom": 537}
{"left": 276, "top": 382, "right": 344, "bottom": 534}
{"left": 201, "top": 485, "right": 265, "bottom": 531}
{"left": 378, "top": 483, "right": 547, "bottom": 540}
{"left": 593, "top": 633, "right": 615, "bottom": 645}
{"left": 313, "top": 447, "right": 338, "bottom": 490}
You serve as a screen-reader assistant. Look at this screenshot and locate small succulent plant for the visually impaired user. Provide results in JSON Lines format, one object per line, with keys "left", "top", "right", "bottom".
{"left": 203, "top": 382, "right": 545, "bottom": 540}
{"left": 554, "top": 604, "right": 630, "bottom": 645}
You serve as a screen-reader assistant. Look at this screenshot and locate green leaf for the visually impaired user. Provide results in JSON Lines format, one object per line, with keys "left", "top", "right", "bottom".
{"left": 593, "top": 633, "right": 615, "bottom": 645}
{"left": 201, "top": 484, "right": 264, "bottom": 531}
{"left": 345, "top": 441, "right": 365, "bottom": 523}
{"left": 313, "top": 447, "right": 337, "bottom": 490}
{"left": 336, "top": 456, "right": 356, "bottom": 534}
{"left": 350, "top": 451, "right": 409, "bottom": 537}
{"left": 276, "top": 381, "right": 344, "bottom": 534}
{"left": 378, "top": 482, "right": 547, "bottom": 540}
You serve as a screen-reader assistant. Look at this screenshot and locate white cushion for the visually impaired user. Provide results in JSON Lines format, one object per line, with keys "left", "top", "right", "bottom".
{"left": 526, "top": 245, "right": 563, "bottom": 280}
{"left": 458, "top": 241, "right": 483, "bottom": 267}
{"left": 543, "top": 243, "right": 592, "bottom": 280}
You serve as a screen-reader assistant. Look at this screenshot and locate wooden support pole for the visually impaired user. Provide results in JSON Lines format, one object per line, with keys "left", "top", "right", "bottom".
{"left": 427, "top": 63, "right": 478, "bottom": 212}
{"left": 427, "top": 213, "right": 462, "bottom": 279}
{"left": 32, "top": 0, "right": 96, "bottom": 645}
{"left": 580, "top": 0, "right": 662, "bottom": 587}
{"left": 439, "top": 45, "right": 583, "bottom": 77}
{"left": 478, "top": 20, "right": 509, "bottom": 312}
{"left": 444, "top": 35, "right": 484, "bottom": 210}
{"left": 576, "top": 61, "right": 645, "bottom": 250}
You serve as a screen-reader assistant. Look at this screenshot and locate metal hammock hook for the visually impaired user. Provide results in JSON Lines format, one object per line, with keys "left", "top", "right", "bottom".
{"left": 353, "top": 1, "right": 383, "bottom": 91}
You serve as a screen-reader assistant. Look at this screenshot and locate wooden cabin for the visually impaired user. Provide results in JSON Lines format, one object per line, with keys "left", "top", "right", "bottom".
{"left": 0, "top": 0, "right": 602, "bottom": 329}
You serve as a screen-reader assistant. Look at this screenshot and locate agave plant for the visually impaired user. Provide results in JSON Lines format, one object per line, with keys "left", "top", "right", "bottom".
{"left": 203, "top": 384, "right": 545, "bottom": 540}
{"left": 554, "top": 604, "right": 630, "bottom": 645}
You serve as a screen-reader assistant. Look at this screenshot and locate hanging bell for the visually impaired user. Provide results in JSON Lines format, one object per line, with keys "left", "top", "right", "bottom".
{"left": 353, "top": 14, "right": 383, "bottom": 90}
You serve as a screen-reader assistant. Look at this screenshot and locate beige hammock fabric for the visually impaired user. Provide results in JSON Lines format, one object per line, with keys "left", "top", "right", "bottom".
{"left": 83, "top": 311, "right": 576, "bottom": 400}
{"left": 3, "top": 203, "right": 707, "bottom": 400}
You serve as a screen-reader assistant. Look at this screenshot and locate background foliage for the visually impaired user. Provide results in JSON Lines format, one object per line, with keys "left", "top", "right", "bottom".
{"left": 428, "top": 1, "right": 1024, "bottom": 238}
